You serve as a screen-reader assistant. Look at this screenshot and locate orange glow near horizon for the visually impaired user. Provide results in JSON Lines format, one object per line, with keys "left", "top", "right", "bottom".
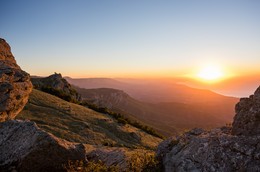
{"left": 29, "top": 64, "right": 260, "bottom": 82}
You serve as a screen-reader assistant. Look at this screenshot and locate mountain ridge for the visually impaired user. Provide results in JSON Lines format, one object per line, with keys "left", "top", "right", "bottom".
{"left": 65, "top": 77, "right": 238, "bottom": 104}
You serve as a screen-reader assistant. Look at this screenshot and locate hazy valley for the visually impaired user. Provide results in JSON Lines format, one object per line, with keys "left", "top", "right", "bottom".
{"left": 69, "top": 78, "right": 238, "bottom": 136}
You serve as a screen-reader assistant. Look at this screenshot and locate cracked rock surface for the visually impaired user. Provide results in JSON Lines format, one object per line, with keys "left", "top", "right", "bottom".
{"left": 0, "top": 38, "right": 32, "bottom": 122}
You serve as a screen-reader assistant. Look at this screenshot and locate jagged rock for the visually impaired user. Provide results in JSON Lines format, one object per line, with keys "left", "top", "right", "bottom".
{"left": 232, "top": 86, "right": 260, "bottom": 136}
{"left": 0, "top": 120, "right": 86, "bottom": 172}
{"left": 0, "top": 38, "right": 32, "bottom": 122}
{"left": 157, "top": 128, "right": 260, "bottom": 172}
{"left": 31, "top": 73, "right": 81, "bottom": 103}
{"left": 157, "top": 86, "right": 260, "bottom": 172}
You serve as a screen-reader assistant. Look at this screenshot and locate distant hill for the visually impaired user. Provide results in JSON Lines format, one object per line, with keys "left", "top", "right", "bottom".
{"left": 18, "top": 89, "right": 162, "bottom": 149}
{"left": 65, "top": 77, "right": 239, "bottom": 105}
{"left": 75, "top": 87, "right": 238, "bottom": 136}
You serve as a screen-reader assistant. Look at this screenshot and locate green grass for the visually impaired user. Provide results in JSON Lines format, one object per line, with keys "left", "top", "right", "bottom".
{"left": 18, "top": 89, "right": 162, "bottom": 149}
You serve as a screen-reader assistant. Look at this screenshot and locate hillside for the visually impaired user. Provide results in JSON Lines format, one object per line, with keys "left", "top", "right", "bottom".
{"left": 18, "top": 89, "right": 162, "bottom": 149}
{"left": 75, "top": 87, "right": 238, "bottom": 136}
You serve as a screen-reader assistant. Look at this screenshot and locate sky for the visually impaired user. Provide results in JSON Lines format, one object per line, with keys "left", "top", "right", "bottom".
{"left": 1, "top": 0, "right": 260, "bottom": 80}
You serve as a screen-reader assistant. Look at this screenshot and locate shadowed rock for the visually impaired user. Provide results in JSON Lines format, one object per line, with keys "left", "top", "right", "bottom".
{"left": 0, "top": 120, "right": 87, "bottom": 171}
{"left": 0, "top": 38, "right": 32, "bottom": 122}
{"left": 232, "top": 85, "right": 260, "bottom": 136}
{"left": 31, "top": 73, "right": 81, "bottom": 103}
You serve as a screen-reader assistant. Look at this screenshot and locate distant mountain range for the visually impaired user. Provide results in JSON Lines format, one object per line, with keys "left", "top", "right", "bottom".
{"left": 66, "top": 77, "right": 239, "bottom": 136}
{"left": 65, "top": 77, "right": 239, "bottom": 103}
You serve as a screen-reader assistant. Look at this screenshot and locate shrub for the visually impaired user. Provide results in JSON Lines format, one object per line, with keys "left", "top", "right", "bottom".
{"left": 64, "top": 160, "right": 119, "bottom": 172}
{"left": 128, "top": 152, "right": 162, "bottom": 172}
{"left": 40, "top": 86, "right": 79, "bottom": 103}
{"left": 117, "top": 117, "right": 127, "bottom": 125}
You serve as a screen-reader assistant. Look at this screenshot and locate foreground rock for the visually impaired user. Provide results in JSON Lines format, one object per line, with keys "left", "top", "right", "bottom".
{"left": 157, "top": 127, "right": 260, "bottom": 171}
{"left": 31, "top": 73, "right": 81, "bottom": 103}
{"left": 0, "top": 120, "right": 86, "bottom": 171}
{"left": 157, "top": 86, "right": 260, "bottom": 172}
{"left": 0, "top": 38, "right": 32, "bottom": 122}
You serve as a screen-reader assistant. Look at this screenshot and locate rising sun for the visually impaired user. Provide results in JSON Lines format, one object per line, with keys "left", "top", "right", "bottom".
{"left": 197, "top": 65, "right": 223, "bottom": 82}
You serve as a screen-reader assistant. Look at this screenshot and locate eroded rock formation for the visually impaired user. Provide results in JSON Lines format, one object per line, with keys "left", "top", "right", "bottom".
{"left": 157, "top": 86, "right": 260, "bottom": 172}
{"left": 0, "top": 38, "right": 32, "bottom": 122}
{"left": 31, "top": 73, "right": 81, "bottom": 103}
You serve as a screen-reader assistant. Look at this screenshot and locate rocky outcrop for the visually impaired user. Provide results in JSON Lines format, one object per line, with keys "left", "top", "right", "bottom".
{"left": 0, "top": 38, "right": 32, "bottom": 122}
{"left": 157, "top": 128, "right": 260, "bottom": 172}
{"left": 31, "top": 73, "right": 81, "bottom": 103}
{"left": 157, "top": 86, "right": 260, "bottom": 172}
{"left": 0, "top": 120, "right": 86, "bottom": 171}
{"left": 232, "top": 86, "right": 260, "bottom": 136}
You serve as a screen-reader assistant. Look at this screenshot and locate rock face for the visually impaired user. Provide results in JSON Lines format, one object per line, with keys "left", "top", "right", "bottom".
{"left": 157, "top": 128, "right": 260, "bottom": 172}
{"left": 31, "top": 73, "right": 81, "bottom": 103}
{"left": 0, "top": 120, "right": 86, "bottom": 171}
{"left": 232, "top": 86, "right": 260, "bottom": 136}
{"left": 157, "top": 86, "right": 260, "bottom": 172}
{"left": 0, "top": 38, "right": 32, "bottom": 122}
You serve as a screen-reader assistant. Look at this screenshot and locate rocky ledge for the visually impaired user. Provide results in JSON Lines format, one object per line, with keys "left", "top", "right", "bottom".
{"left": 157, "top": 86, "right": 260, "bottom": 172}
{"left": 31, "top": 73, "right": 81, "bottom": 103}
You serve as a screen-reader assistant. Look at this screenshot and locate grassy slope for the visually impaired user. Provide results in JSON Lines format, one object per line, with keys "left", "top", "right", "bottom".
{"left": 18, "top": 89, "right": 162, "bottom": 150}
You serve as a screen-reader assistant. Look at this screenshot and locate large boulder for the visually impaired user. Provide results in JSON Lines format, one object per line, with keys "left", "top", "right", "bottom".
{"left": 157, "top": 127, "right": 260, "bottom": 172}
{"left": 0, "top": 38, "right": 32, "bottom": 122}
{"left": 31, "top": 73, "right": 81, "bottom": 103}
{"left": 0, "top": 120, "right": 87, "bottom": 171}
{"left": 157, "top": 86, "right": 260, "bottom": 172}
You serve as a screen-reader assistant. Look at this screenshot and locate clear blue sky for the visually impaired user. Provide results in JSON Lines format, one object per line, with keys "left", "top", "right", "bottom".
{"left": 1, "top": 0, "right": 260, "bottom": 78}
